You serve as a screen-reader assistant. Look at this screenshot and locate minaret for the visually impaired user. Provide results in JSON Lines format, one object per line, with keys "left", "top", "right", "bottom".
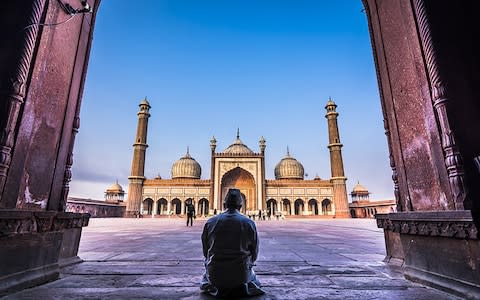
{"left": 209, "top": 136, "right": 216, "bottom": 213}
{"left": 125, "top": 97, "right": 151, "bottom": 217}
{"left": 325, "top": 98, "right": 350, "bottom": 218}
{"left": 259, "top": 136, "right": 266, "bottom": 210}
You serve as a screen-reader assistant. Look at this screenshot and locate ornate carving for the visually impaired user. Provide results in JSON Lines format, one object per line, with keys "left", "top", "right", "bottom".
{"left": 0, "top": 0, "right": 46, "bottom": 196}
{"left": 59, "top": 114, "right": 80, "bottom": 211}
{"left": 387, "top": 141, "right": 402, "bottom": 209}
{"left": 0, "top": 211, "right": 89, "bottom": 237}
{"left": 376, "top": 213, "right": 478, "bottom": 240}
{"left": 413, "top": 0, "right": 466, "bottom": 210}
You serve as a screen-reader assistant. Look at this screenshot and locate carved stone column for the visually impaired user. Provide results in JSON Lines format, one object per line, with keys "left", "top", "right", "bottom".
{"left": 0, "top": 0, "right": 46, "bottom": 204}
{"left": 412, "top": 0, "right": 467, "bottom": 210}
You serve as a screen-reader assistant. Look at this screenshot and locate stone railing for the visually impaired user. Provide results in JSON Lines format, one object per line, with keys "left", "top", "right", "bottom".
{"left": 0, "top": 210, "right": 90, "bottom": 237}
{"left": 376, "top": 211, "right": 478, "bottom": 240}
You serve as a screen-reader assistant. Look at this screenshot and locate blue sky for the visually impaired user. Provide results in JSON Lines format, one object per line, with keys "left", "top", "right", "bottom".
{"left": 70, "top": 0, "right": 394, "bottom": 201}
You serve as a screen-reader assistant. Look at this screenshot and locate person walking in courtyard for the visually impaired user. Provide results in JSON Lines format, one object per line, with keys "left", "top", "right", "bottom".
{"left": 200, "top": 189, "right": 264, "bottom": 297}
{"left": 186, "top": 200, "right": 195, "bottom": 226}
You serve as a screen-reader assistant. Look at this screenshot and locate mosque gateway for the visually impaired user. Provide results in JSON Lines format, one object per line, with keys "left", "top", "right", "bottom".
{"left": 125, "top": 98, "right": 350, "bottom": 218}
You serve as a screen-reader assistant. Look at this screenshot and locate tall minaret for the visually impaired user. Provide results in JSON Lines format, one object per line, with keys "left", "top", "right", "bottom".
{"left": 259, "top": 136, "right": 266, "bottom": 210}
{"left": 209, "top": 136, "right": 216, "bottom": 213}
{"left": 125, "top": 98, "right": 151, "bottom": 217}
{"left": 325, "top": 98, "right": 350, "bottom": 218}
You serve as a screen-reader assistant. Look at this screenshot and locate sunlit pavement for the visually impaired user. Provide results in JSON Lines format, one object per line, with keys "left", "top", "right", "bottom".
{"left": 6, "top": 218, "right": 459, "bottom": 299}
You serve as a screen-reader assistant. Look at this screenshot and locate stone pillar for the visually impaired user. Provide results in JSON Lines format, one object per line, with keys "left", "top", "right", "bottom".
{"left": 167, "top": 201, "right": 171, "bottom": 215}
{"left": 325, "top": 99, "right": 350, "bottom": 217}
{"left": 364, "top": 0, "right": 480, "bottom": 296}
{"left": 152, "top": 200, "right": 157, "bottom": 216}
{"left": 125, "top": 99, "right": 151, "bottom": 217}
{"left": 0, "top": 0, "right": 100, "bottom": 293}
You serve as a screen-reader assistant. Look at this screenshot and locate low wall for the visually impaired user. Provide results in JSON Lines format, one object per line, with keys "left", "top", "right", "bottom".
{"left": 66, "top": 199, "right": 125, "bottom": 217}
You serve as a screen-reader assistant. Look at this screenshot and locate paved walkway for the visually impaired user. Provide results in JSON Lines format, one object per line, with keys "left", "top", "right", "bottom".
{"left": 6, "top": 218, "right": 458, "bottom": 299}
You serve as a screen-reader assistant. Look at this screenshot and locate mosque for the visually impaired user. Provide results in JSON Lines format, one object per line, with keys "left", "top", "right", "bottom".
{"left": 124, "top": 98, "right": 351, "bottom": 218}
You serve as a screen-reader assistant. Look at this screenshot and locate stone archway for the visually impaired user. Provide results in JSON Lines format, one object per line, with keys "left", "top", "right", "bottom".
{"left": 171, "top": 198, "right": 181, "bottom": 215}
{"left": 1, "top": 2, "right": 479, "bottom": 297}
{"left": 220, "top": 167, "right": 256, "bottom": 212}
{"left": 157, "top": 198, "right": 167, "bottom": 215}
{"left": 198, "top": 198, "right": 209, "bottom": 216}
{"left": 282, "top": 199, "right": 291, "bottom": 215}
{"left": 142, "top": 198, "right": 154, "bottom": 215}
{"left": 321, "top": 199, "right": 332, "bottom": 215}
{"left": 308, "top": 199, "right": 319, "bottom": 215}
{"left": 266, "top": 199, "right": 277, "bottom": 217}
{"left": 294, "top": 199, "right": 304, "bottom": 215}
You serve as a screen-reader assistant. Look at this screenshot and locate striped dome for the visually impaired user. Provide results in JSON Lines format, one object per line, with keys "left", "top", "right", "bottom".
{"left": 171, "top": 149, "right": 201, "bottom": 179}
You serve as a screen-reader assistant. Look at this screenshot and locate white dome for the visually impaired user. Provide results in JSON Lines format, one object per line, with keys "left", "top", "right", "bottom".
{"left": 274, "top": 150, "right": 304, "bottom": 180}
{"left": 223, "top": 133, "right": 254, "bottom": 155}
{"left": 106, "top": 180, "right": 124, "bottom": 192}
{"left": 171, "top": 149, "right": 201, "bottom": 179}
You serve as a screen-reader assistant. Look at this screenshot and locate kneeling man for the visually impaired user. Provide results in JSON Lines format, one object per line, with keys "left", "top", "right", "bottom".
{"left": 200, "top": 189, "right": 264, "bottom": 297}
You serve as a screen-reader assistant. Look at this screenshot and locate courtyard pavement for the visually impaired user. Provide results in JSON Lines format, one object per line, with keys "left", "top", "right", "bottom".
{"left": 6, "top": 217, "right": 459, "bottom": 299}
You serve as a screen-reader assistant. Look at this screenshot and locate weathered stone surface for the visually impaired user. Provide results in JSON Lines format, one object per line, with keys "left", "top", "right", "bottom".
{"left": 377, "top": 211, "right": 480, "bottom": 297}
{"left": 0, "top": 211, "right": 90, "bottom": 295}
{"left": 5, "top": 218, "right": 460, "bottom": 299}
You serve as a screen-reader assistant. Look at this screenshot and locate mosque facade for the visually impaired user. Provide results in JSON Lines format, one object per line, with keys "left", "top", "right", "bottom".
{"left": 125, "top": 98, "right": 351, "bottom": 218}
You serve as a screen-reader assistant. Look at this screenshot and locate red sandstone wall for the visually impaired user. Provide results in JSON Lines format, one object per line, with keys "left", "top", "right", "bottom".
{"left": 0, "top": 0, "right": 100, "bottom": 211}
{"left": 364, "top": 0, "right": 454, "bottom": 212}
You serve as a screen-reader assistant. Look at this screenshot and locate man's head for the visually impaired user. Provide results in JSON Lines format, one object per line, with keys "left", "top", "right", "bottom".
{"left": 223, "top": 189, "right": 243, "bottom": 210}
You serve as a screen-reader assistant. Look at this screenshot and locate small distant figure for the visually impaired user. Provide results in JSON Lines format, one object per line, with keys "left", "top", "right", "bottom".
{"left": 186, "top": 201, "right": 195, "bottom": 226}
{"left": 262, "top": 210, "right": 266, "bottom": 221}
{"left": 214, "top": 208, "right": 217, "bottom": 215}
{"left": 258, "top": 209, "right": 262, "bottom": 221}
{"left": 200, "top": 189, "right": 264, "bottom": 297}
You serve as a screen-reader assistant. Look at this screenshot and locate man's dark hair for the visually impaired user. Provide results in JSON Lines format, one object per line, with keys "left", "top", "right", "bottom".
{"left": 224, "top": 189, "right": 243, "bottom": 209}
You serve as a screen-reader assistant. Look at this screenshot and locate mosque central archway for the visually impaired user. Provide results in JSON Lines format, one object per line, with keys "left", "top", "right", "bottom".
{"left": 220, "top": 167, "right": 256, "bottom": 213}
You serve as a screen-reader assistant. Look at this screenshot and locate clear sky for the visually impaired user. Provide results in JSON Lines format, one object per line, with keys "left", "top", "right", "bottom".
{"left": 69, "top": 0, "right": 394, "bottom": 201}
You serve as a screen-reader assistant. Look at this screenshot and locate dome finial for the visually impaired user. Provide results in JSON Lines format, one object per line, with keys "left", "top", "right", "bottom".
{"left": 116, "top": 178, "right": 118, "bottom": 184}
{"left": 237, "top": 128, "right": 240, "bottom": 139}
{"left": 187, "top": 146, "right": 190, "bottom": 155}
{"left": 140, "top": 97, "right": 150, "bottom": 107}
{"left": 286, "top": 146, "right": 290, "bottom": 157}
